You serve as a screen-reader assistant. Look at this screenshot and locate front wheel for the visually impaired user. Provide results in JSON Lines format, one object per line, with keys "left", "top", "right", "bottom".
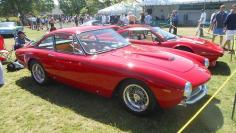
{"left": 119, "top": 80, "right": 157, "bottom": 115}
{"left": 30, "top": 60, "right": 49, "bottom": 85}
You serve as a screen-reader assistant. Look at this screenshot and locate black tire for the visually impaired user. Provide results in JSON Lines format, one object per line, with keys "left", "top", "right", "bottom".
{"left": 119, "top": 79, "right": 158, "bottom": 115}
{"left": 29, "top": 60, "right": 49, "bottom": 85}
{"left": 175, "top": 47, "right": 193, "bottom": 53}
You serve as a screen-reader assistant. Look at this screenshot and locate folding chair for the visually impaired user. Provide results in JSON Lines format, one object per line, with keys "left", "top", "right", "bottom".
{"left": 0, "top": 35, "right": 14, "bottom": 63}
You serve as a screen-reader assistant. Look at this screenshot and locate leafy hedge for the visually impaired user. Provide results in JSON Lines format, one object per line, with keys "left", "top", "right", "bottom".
{"left": 0, "top": 17, "right": 20, "bottom": 24}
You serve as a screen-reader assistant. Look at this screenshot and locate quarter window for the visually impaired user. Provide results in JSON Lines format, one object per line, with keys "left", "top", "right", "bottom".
{"left": 55, "top": 34, "right": 84, "bottom": 54}
{"left": 55, "top": 34, "right": 74, "bottom": 53}
{"left": 38, "top": 36, "right": 54, "bottom": 49}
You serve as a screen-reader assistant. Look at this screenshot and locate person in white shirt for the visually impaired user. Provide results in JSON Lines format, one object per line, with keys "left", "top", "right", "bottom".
{"left": 196, "top": 9, "right": 207, "bottom": 37}
{"left": 208, "top": 11, "right": 217, "bottom": 32}
{"left": 123, "top": 14, "right": 129, "bottom": 25}
{"left": 145, "top": 13, "right": 152, "bottom": 25}
{"left": 102, "top": 15, "right": 106, "bottom": 24}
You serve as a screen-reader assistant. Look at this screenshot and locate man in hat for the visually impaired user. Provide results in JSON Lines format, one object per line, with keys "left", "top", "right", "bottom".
{"left": 14, "top": 31, "right": 31, "bottom": 50}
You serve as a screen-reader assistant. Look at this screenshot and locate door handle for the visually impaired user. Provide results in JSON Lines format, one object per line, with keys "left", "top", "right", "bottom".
{"left": 48, "top": 53, "right": 54, "bottom": 57}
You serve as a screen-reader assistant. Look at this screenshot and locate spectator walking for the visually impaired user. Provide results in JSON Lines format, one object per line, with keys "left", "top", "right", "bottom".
{"left": 196, "top": 9, "right": 206, "bottom": 37}
{"left": 102, "top": 15, "right": 106, "bottom": 24}
{"left": 169, "top": 10, "right": 178, "bottom": 35}
{"left": 128, "top": 12, "right": 137, "bottom": 24}
{"left": 74, "top": 15, "right": 79, "bottom": 26}
{"left": 59, "top": 15, "right": 63, "bottom": 29}
{"left": 222, "top": 4, "right": 236, "bottom": 51}
{"left": 44, "top": 17, "right": 49, "bottom": 30}
{"left": 36, "top": 17, "right": 41, "bottom": 31}
{"left": 208, "top": 11, "right": 217, "bottom": 32}
{"left": 144, "top": 12, "right": 152, "bottom": 25}
{"left": 140, "top": 13, "right": 145, "bottom": 24}
{"left": 80, "top": 16, "right": 84, "bottom": 24}
{"left": 212, "top": 5, "right": 228, "bottom": 45}
{"left": 123, "top": 14, "right": 129, "bottom": 25}
{"left": 49, "top": 17, "right": 55, "bottom": 30}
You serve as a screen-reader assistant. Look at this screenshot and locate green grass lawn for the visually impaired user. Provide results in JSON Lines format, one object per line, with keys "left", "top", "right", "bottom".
{"left": 0, "top": 27, "right": 236, "bottom": 133}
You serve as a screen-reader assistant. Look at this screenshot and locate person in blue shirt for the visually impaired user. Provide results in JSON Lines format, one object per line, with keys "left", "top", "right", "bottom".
{"left": 223, "top": 4, "right": 236, "bottom": 51}
{"left": 212, "top": 5, "right": 228, "bottom": 45}
{"left": 169, "top": 10, "right": 178, "bottom": 35}
{"left": 14, "top": 31, "right": 31, "bottom": 50}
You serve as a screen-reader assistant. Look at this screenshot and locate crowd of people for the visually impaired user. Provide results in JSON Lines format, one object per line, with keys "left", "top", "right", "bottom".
{"left": 197, "top": 4, "right": 236, "bottom": 51}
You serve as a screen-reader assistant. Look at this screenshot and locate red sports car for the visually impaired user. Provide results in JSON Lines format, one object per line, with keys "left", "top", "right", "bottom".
{"left": 118, "top": 26, "right": 224, "bottom": 66}
{"left": 16, "top": 26, "right": 211, "bottom": 115}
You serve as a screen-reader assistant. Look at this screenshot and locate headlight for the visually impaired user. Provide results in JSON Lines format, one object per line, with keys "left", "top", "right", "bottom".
{"left": 184, "top": 82, "right": 192, "bottom": 98}
{"left": 204, "top": 58, "right": 209, "bottom": 68}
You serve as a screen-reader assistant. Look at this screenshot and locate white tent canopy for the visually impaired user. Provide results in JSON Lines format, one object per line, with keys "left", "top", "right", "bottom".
{"left": 98, "top": 2, "right": 142, "bottom": 16}
{"left": 140, "top": 0, "right": 235, "bottom": 6}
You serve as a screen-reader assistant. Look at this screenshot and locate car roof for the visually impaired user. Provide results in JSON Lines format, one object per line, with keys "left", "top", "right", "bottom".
{"left": 48, "top": 26, "right": 108, "bottom": 35}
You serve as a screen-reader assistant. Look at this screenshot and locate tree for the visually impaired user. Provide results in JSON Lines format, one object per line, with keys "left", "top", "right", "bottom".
{"left": 0, "top": 0, "right": 54, "bottom": 17}
{"left": 86, "top": 0, "right": 104, "bottom": 15}
{"left": 59, "top": 0, "right": 86, "bottom": 15}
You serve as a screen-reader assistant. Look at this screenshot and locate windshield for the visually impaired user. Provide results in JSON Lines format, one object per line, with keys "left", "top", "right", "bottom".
{"left": 152, "top": 27, "right": 178, "bottom": 40}
{"left": 0, "top": 22, "right": 16, "bottom": 27}
{"left": 77, "top": 28, "right": 129, "bottom": 54}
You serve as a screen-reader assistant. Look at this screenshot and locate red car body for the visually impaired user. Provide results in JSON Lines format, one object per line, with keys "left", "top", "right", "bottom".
{"left": 16, "top": 26, "right": 211, "bottom": 114}
{"left": 118, "top": 26, "right": 224, "bottom": 66}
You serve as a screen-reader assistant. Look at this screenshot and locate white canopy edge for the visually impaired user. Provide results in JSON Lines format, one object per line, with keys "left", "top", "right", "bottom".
{"left": 139, "top": 0, "right": 235, "bottom": 6}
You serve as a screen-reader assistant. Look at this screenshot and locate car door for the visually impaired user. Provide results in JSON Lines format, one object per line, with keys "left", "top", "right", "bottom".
{"left": 51, "top": 33, "right": 96, "bottom": 91}
{"left": 35, "top": 35, "right": 56, "bottom": 76}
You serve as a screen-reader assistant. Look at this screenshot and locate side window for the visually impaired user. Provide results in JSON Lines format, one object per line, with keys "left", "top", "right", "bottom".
{"left": 38, "top": 36, "right": 54, "bottom": 49}
{"left": 55, "top": 34, "right": 74, "bottom": 53}
{"left": 129, "top": 30, "right": 158, "bottom": 42}
{"left": 73, "top": 37, "right": 84, "bottom": 54}
{"left": 120, "top": 31, "right": 129, "bottom": 38}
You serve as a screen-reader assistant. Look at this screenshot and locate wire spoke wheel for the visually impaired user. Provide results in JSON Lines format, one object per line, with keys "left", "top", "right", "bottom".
{"left": 123, "top": 84, "right": 150, "bottom": 112}
{"left": 32, "top": 63, "right": 45, "bottom": 84}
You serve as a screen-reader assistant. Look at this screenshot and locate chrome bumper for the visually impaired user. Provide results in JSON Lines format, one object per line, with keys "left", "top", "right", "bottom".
{"left": 180, "top": 84, "right": 207, "bottom": 106}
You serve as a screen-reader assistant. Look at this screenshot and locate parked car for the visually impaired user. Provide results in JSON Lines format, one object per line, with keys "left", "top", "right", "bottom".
{"left": 118, "top": 26, "right": 224, "bottom": 66}
{"left": 81, "top": 20, "right": 103, "bottom": 26}
{"left": 81, "top": 20, "right": 122, "bottom": 31}
{"left": 0, "top": 22, "right": 23, "bottom": 36}
{"left": 16, "top": 26, "right": 211, "bottom": 115}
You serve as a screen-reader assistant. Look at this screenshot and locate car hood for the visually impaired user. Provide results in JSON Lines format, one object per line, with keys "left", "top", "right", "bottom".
{"left": 175, "top": 36, "right": 207, "bottom": 45}
{"left": 111, "top": 45, "right": 195, "bottom": 73}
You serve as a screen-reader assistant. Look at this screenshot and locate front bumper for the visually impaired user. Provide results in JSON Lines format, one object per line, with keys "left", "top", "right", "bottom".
{"left": 180, "top": 84, "right": 207, "bottom": 105}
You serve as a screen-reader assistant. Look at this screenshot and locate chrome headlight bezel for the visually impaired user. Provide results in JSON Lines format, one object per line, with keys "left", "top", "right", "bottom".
{"left": 204, "top": 58, "right": 209, "bottom": 68}
{"left": 184, "top": 82, "right": 192, "bottom": 99}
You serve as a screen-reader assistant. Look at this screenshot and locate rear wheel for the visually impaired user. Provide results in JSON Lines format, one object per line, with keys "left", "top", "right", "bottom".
{"left": 119, "top": 80, "right": 157, "bottom": 115}
{"left": 30, "top": 60, "right": 49, "bottom": 85}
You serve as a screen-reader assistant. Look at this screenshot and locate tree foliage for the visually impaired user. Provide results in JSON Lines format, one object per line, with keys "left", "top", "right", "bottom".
{"left": 58, "top": 0, "right": 86, "bottom": 15}
{"left": 0, "top": 0, "right": 54, "bottom": 17}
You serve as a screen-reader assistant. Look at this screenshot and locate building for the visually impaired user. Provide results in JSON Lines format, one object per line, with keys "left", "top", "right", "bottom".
{"left": 140, "top": 0, "right": 236, "bottom": 26}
